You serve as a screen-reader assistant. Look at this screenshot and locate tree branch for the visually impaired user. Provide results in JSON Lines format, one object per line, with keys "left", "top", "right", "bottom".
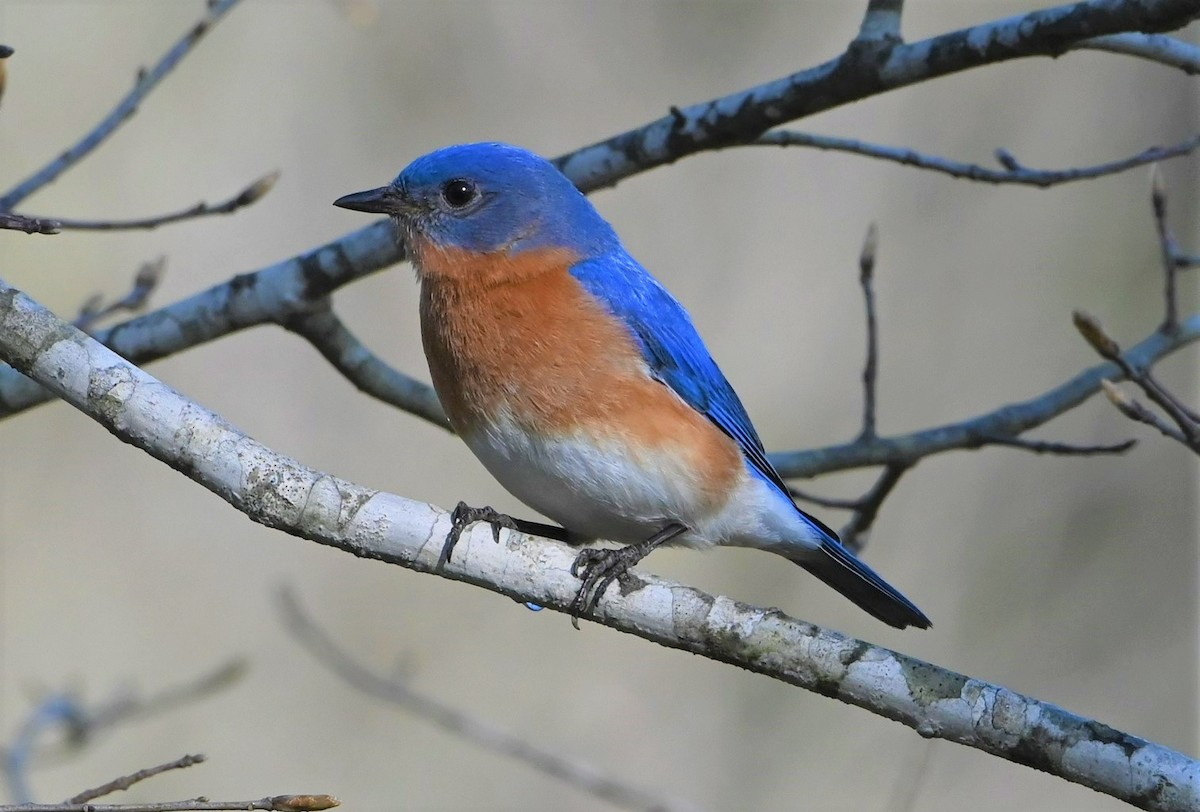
{"left": 67, "top": 755, "right": 206, "bottom": 805}
{"left": 0, "top": 278, "right": 1196, "bottom": 812}
{"left": 0, "top": 0, "right": 244, "bottom": 211}
{"left": 1076, "top": 31, "right": 1200, "bottom": 72}
{"left": 279, "top": 589, "right": 701, "bottom": 812}
{"left": 755, "top": 130, "right": 1200, "bottom": 186}
{"left": 0, "top": 213, "right": 60, "bottom": 235}
{"left": 857, "top": 0, "right": 904, "bottom": 43}
{"left": 770, "top": 312, "right": 1200, "bottom": 478}
{"left": 22, "top": 172, "right": 278, "bottom": 233}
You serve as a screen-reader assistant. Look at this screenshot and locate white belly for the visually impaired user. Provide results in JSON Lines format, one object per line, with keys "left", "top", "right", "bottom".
{"left": 462, "top": 410, "right": 823, "bottom": 554}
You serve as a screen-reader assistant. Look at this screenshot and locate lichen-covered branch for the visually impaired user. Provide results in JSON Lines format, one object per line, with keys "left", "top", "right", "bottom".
{"left": 0, "top": 278, "right": 1196, "bottom": 812}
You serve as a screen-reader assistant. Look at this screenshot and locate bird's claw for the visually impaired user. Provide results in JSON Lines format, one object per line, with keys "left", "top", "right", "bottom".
{"left": 436, "top": 501, "right": 518, "bottom": 572}
{"left": 568, "top": 546, "right": 642, "bottom": 629}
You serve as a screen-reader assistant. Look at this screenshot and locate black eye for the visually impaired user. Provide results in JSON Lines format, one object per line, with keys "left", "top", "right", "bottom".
{"left": 441, "top": 178, "right": 478, "bottom": 209}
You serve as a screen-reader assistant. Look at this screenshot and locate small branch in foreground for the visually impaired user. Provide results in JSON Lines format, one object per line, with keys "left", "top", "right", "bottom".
{"left": 0, "top": 794, "right": 338, "bottom": 812}
{"left": 0, "top": 0, "right": 244, "bottom": 210}
{"left": 75, "top": 258, "right": 165, "bottom": 332}
{"left": 279, "top": 589, "right": 701, "bottom": 812}
{"left": 68, "top": 755, "right": 206, "bottom": 805}
{"left": 34, "top": 172, "right": 279, "bottom": 233}
{"left": 0, "top": 213, "right": 60, "bottom": 235}
{"left": 755, "top": 130, "right": 1200, "bottom": 187}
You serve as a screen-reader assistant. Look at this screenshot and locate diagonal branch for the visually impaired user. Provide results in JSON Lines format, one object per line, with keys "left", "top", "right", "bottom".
{"left": 22, "top": 172, "right": 278, "bottom": 233}
{"left": 279, "top": 589, "right": 701, "bottom": 812}
{"left": 755, "top": 130, "right": 1200, "bottom": 187}
{"left": 0, "top": 276, "right": 1195, "bottom": 812}
{"left": 857, "top": 0, "right": 904, "bottom": 43}
{"left": 770, "top": 312, "right": 1200, "bottom": 478}
{"left": 282, "top": 304, "right": 449, "bottom": 429}
{"left": 0, "top": 0, "right": 244, "bottom": 211}
{"left": 1077, "top": 31, "right": 1200, "bottom": 72}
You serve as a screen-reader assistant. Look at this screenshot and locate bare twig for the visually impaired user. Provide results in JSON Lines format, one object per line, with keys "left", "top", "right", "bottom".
{"left": 1077, "top": 32, "right": 1200, "bottom": 73}
{"left": 839, "top": 462, "right": 910, "bottom": 553}
{"left": 0, "top": 213, "right": 60, "bottom": 235}
{"left": 74, "top": 258, "right": 166, "bottom": 332}
{"left": 68, "top": 755, "right": 206, "bottom": 805}
{"left": 30, "top": 172, "right": 279, "bottom": 233}
{"left": 0, "top": 278, "right": 1195, "bottom": 811}
{"left": 979, "top": 435, "right": 1138, "bottom": 456}
{"left": 1075, "top": 310, "right": 1199, "bottom": 452}
{"left": 0, "top": 795, "right": 338, "bottom": 812}
{"left": 858, "top": 223, "right": 879, "bottom": 441}
{"left": 755, "top": 130, "right": 1200, "bottom": 187}
{"left": 282, "top": 304, "right": 450, "bottom": 430}
{"left": 279, "top": 589, "right": 701, "bottom": 812}
{"left": 1101, "top": 379, "right": 1192, "bottom": 446}
{"left": 857, "top": 0, "right": 904, "bottom": 43}
{"left": 0, "top": 0, "right": 244, "bottom": 210}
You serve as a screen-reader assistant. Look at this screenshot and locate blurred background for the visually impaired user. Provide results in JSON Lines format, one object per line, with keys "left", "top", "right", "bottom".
{"left": 1, "top": 2, "right": 1196, "bottom": 810}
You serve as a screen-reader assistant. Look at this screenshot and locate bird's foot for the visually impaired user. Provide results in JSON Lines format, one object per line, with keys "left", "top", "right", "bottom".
{"left": 568, "top": 523, "right": 687, "bottom": 629}
{"left": 436, "top": 502, "right": 519, "bottom": 571}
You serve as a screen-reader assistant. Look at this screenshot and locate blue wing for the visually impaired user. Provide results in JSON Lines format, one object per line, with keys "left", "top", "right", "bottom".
{"left": 569, "top": 252, "right": 840, "bottom": 542}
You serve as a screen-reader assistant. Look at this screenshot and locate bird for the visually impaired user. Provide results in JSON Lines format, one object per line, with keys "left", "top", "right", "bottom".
{"left": 333, "top": 142, "right": 931, "bottom": 630}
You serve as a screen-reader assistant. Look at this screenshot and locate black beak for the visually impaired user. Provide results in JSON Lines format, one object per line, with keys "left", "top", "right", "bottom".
{"left": 333, "top": 185, "right": 399, "bottom": 214}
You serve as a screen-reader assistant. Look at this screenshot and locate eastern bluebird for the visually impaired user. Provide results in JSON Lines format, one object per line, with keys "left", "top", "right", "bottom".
{"left": 334, "top": 143, "right": 930, "bottom": 630}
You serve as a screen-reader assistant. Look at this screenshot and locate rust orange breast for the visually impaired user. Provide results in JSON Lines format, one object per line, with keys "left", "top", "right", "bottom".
{"left": 416, "top": 244, "right": 742, "bottom": 500}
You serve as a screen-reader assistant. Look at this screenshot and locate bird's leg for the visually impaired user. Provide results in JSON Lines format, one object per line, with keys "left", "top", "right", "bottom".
{"left": 437, "top": 502, "right": 574, "bottom": 572}
{"left": 569, "top": 522, "right": 688, "bottom": 626}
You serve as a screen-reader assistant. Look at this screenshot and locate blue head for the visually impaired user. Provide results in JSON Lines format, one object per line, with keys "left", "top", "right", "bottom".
{"left": 334, "top": 143, "right": 619, "bottom": 262}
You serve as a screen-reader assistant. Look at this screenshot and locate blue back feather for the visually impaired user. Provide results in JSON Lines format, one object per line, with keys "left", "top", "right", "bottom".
{"left": 569, "top": 253, "right": 841, "bottom": 543}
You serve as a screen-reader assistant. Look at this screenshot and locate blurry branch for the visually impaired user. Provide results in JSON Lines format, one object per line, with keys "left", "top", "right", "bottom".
{"left": 66, "top": 754, "right": 206, "bottom": 805}
{"left": 27, "top": 172, "right": 279, "bottom": 233}
{"left": 0, "top": 0, "right": 244, "bottom": 211}
{"left": 74, "top": 258, "right": 165, "bottom": 332}
{"left": 856, "top": 224, "right": 880, "bottom": 442}
{"left": 755, "top": 130, "right": 1200, "bottom": 187}
{"left": 0, "top": 45, "right": 11, "bottom": 107}
{"left": 0, "top": 213, "right": 60, "bottom": 235}
{"left": 1078, "top": 31, "right": 1200, "bottom": 72}
{"left": 857, "top": 0, "right": 904, "bottom": 42}
{"left": 282, "top": 303, "right": 450, "bottom": 430}
{"left": 0, "top": 789, "right": 338, "bottom": 812}
{"left": 279, "top": 589, "right": 702, "bottom": 812}
{"left": 0, "top": 281, "right": 1195, "bottom": 812}
{"left": 0, "top": 661, "right": 246, "bottom": 803}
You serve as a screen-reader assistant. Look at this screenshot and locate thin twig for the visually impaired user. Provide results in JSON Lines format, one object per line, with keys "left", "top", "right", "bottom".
{"left": 786, "top": 487, "right": 861, "bottom": 510}
{"left": 980, "top": 435, "right": 1137, "bottom": 455}
{"left": 858, "top": 223, "right": 879, "bottom": 441}
{"left": 755, "top": 130, "right": 1200, "bottom": 187}
{"left": 1074, "top": 311, "right": 1199, "bottom": 448}
{"left": 0, "top": 796, "right": 338, "bottom": 812}
{"left": 1151, "top": 165, "right": 1183, "bottom": 332}
{"left": 839, "top": 462, "right": 911, "bottom": 553}
{"left": 1077, "top": 32, "right": 1200, "bottom": 73}
{"left": 857, "top": 0, "right": 904, "bottom": 43}
{"left": 0, "top": 0, "right": 244, "bottom": 210}
{"left": 68, "top": 755, "right": 206, "bottom": 805}
{"left": 0, "top": 213, "right": 60, "bottom": 235}
{"left": 33, "top": 173, "right": 278, "bottom": 233}
{"left": 74, "top": 258, "right": 166, "bottom": 332}
{"left": 1100, "top": 380, "right": 1192, "bottom": 446}
{"left": 278, "top": 589, "right": 702, "bottom": 812}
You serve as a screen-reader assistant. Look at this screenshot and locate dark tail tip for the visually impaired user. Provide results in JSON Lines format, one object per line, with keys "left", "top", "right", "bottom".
{"left": 796, "top": 540, "right": 931, "bottom": 630}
